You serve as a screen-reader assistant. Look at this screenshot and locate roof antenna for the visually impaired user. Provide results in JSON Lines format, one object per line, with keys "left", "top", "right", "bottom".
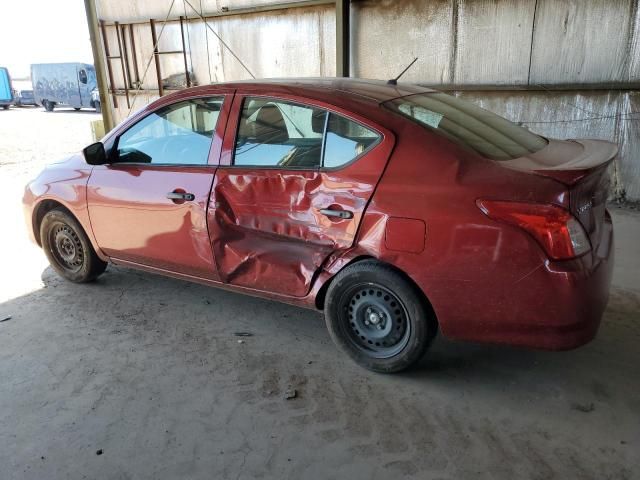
{"left": 387, "top": 57, "right": 418, "bottom": 85}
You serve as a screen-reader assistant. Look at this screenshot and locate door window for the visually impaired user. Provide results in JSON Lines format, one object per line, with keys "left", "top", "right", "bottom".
{"left": 323, "top": 114, "right": 380, "bottom": 168}
{"left": 234, "top": 98, "right": 326, "bottom": 168}
{"left": 232, "top": 97, "right": 381, "bottom": 170}
{"left": 114, "top": 97, "right": 224, "bottom": 165}
{"left": 78, "top": 69, "right": 88, "bottom": 84}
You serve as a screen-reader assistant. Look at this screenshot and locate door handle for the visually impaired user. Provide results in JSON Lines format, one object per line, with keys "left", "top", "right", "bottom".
{"left": 167, "top": 191, "right": 195, "bottom": 201}
{"left": 319, "top": 208, "right": 354, "bottom": 219}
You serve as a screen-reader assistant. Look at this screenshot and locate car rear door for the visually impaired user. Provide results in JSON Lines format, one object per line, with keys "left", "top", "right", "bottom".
{"left": 87, "top": 92, "right": 232, "bottom": 279}
{"left": 209, "top": 94, "right": 394, "bottom": 297}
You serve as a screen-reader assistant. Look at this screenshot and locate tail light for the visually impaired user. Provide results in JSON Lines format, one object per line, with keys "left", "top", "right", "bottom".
{"left": 477, "top": 200, "right": 591, "bottom": 260}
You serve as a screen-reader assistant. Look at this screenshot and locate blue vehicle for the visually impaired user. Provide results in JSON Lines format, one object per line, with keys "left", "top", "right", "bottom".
{"left": 31, "top": 63, "right": 100, "bottom": 112}
{"left": 14, "top": 88, "right": 37, "bottom": 106}
{"left": 0, "top": 67, "right": 13, "bottom": 109}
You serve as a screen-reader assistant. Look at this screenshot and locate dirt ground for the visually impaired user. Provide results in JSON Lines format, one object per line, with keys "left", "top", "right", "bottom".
{"left": 1, "top": 106, "right": 639, "bottom": 480}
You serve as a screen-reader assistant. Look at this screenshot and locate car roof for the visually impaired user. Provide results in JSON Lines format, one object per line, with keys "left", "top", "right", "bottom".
{"left": 183, "top": 77, "right": 436, "bottom": 105}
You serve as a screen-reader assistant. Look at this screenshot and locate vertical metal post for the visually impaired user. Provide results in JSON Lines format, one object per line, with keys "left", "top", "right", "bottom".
{"left": 128, "top": 25, "right": 141, "bottom": 87}
{"left": 150, "top": 19, "right": 164, "bottom": 96}
{"left": 98, "top": 19, "right": 118, "bottom": 110}
{"left": 114, "top": 22, "right": 130, "bottom": 108}
{"left": 83, "top": 0, "right": 114, "bottom": 130}
{"left": 120, "top": 23, "right": 133, "bottom": 89}
{"left": 336, "top": 0, "right": 350, "bottom": 77}
{"left": 179, "top": 16, "right": 192, "bottom": 87}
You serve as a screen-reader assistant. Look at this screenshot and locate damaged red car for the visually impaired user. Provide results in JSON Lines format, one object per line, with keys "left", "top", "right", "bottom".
{"left": 23, "top": 79, "right": 615, "bottom": 372}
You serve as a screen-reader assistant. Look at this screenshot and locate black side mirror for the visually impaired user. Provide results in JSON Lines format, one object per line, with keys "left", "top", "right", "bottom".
{"left": 83, "top": 142, "right": 107, "bottom": 165}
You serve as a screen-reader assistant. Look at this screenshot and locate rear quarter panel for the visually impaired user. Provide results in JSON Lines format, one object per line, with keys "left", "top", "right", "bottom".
{"left": 324, "top": 115, "right": 570, "bottom": 339}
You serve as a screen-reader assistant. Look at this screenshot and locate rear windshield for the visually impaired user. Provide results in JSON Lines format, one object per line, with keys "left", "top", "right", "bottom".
{"left": 384, "top": 92, "right": 547, "bottom": 160}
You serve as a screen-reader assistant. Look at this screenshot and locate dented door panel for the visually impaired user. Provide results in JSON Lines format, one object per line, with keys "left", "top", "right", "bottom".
{"left": 209, "top": 93, "right": 395, "bottom": 297}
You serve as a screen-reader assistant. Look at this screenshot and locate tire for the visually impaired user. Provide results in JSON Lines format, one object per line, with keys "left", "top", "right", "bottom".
{"left": 44, "top": 101, "right": 54, "bottom": 112}
{"left": 94, "top": 101, "right": 101, "bottom": 113}
{"left": 324, "top": 260, "right": 437, "bottom": 373}
{"left": 2, "top": 105, "right": 8, "bottom": 110}
{"left": 40, "top": 209, "right": 107, "bottom": 283}
{"left": 74, "top": 107, "right": 81, "bottom": 111}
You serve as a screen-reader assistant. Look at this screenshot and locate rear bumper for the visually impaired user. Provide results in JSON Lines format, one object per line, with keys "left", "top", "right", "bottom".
{"left": 439, "top": 212, "right": 614, "bottom": 350}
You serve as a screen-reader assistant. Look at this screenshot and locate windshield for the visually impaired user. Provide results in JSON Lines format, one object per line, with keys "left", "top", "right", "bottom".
{"left": 384, "top": 92, "right": 547, "bottom": 161}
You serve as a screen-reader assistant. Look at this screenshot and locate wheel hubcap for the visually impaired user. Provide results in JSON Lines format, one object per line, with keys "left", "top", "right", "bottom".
{"left": 49, "top": 223, "right": 84, "bottom": 272}
{"left": 342, "top": 284, "right": 411, "bottom": 359}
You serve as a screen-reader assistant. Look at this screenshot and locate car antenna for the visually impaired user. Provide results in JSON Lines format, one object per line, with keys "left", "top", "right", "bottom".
{"left": 387, "top": 58, "right": 418, "bottom": 85}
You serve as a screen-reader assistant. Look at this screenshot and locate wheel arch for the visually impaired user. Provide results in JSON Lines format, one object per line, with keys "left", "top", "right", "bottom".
{"left": 32, "top": 199, "right": 78, "bottom": 247}
{"left": 315, "top": 257, "right": 438, "bottom": 333}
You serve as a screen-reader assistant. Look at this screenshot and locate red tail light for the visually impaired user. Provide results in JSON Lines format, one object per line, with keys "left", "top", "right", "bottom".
{"left": 476, "top": 200, "right": 591, "bottom": 260}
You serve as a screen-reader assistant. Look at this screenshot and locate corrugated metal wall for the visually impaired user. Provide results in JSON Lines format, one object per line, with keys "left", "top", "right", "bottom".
{"left": 95, "top": 0, "right": 640, "bottom": 200}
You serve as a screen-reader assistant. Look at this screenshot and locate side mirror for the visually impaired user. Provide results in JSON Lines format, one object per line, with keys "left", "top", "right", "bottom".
{"left": 83, "top": 142, "right": 107, "bottom": 165}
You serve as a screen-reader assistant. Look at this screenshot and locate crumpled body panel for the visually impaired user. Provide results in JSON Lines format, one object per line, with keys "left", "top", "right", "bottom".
{"left": 211, "top": 168, "right": 377, "bottom": 297}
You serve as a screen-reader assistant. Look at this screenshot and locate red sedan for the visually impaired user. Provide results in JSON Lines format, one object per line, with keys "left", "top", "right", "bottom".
{"left": 23, "top": 79, "right": 615, "bottom": 372}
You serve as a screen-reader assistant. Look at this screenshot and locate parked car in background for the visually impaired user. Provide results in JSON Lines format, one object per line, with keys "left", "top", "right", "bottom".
{"left": 13, "top": 88, "right": 37, "bottom": 106}
{"left": 31, "top": 63, "right": 100, "bottom": 112}
{"left": 22, "top": 78, "right": 616, "bottom": 373}
{"left": 0, "top": 67, "right": 13, "bottom": 109}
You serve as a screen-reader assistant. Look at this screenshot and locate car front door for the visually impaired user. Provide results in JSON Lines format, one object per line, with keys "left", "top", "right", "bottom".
{"left": 209, "top": 95, "right": 393, "bottom": 297}
{"left": 87, "top": 94, "right": 232, "bottom": 279}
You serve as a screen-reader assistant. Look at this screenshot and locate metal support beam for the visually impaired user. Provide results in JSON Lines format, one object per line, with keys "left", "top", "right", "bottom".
{"left": 83, "top": 0, "right": 114, "bottom": 131}
{"left": 336, "top": 0, "right": 350, "bottom": 77}
{"left": 179, "top": 16, "right": 192, "bottom": 88}
{"left": 100, "top": 1, "right": 333, "bottom": 27}
{"left": 114, "top": 22, "right": 130, "bottom": 108}
{"left": 99, "top": 20, "right": 119, "bottom": 110}
{"left": 149, "top": 18, "right": 164, "bottom": 97}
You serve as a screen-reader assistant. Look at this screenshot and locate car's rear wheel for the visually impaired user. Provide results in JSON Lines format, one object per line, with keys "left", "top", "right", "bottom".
{"left": 44, "top": 101, "right": 54, "bottom": 112}
{"left": 325, "top": 260, "right": 436, "bottom": 373}
{"left": 40, "top": 209, "right": 107, "bottom": 283}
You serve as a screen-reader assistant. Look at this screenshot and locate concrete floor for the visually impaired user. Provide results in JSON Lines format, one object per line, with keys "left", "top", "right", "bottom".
{"left": 1, "top": 107, "right": 639, "bottom": 480}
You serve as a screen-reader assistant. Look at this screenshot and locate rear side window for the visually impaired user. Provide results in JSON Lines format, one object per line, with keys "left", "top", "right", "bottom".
{"left": 324, "top": 114, "right": 380, "bottom": 168}
{"left": 384, "top": 92, "right": 547, "bottom": 161}
{"left": 78, "top": 69, "right": 87, "bottom": 84}
{"left": 234, "top": 98, "right": 326, "bottom": 168}
{"left": 233, "top": 97, "right": 381, "bottom": 169}
{"left": 115, "top": 97, "right": 223, "bottom": 165}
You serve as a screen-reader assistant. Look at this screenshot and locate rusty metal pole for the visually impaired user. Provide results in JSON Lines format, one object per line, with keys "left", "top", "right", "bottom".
{"left": 150, "top": 19, "right": 164, "bottom": 97}
{"left": 83, "top": 0, "right": 114, "bottom": 131}
{"left": 336, "top": 0, "right": 350, "bottom": 77}
{"left": 179, "top": 16, "right": 192, "bottom": 87}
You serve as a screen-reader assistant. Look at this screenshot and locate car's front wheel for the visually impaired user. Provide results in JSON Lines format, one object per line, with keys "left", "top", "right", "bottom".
{"left": 324, "top": 260, "right": 436, "bottom": 373}
{"left": 40, "top": 209, "right": 107, "bottom": 283}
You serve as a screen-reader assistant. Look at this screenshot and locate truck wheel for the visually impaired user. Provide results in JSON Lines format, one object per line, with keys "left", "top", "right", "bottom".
{"left": 324, "top": 260, "right": 437, "bottom": 373}
{"left": 44, "top": 101, "right": 54, "bottom": 112}
{"left": 1, "top": 105, "right": 8, "bottom": 110}
{"left": 74, "top": 107, "right": 80, "bottom": 111}
{"left": 40, "top": 209, "right": 107, "bottom": 283}
{"left": 94, "top": 101, "right": 101, "bottom": 113}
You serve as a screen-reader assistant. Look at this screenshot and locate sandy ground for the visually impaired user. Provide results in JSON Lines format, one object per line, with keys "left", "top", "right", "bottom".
{"left": 0, "top": 106, "right": 639, "bottom": 479}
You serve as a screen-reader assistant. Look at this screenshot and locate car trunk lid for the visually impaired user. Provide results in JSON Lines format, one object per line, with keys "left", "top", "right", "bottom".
{"left": 500, "top": 138, "right": 616, "bottom": 251}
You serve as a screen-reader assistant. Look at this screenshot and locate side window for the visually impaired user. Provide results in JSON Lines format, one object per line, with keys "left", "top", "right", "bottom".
{"left": 115, "top": 97, "right": 223, "bottom": 165}
{"left": 78, "top": 69, "right": 88, "bottom": 84}
{"left": 323, "top": 114, "right": 380, "bottom": 168}
{"left": 234, "top": 98, "right": 326, "bottom": 168}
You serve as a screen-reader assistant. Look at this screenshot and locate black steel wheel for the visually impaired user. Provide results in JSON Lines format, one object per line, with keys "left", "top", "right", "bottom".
{"left": 47, "top": 221, "right": 85, "bottom": 274}
{"left": 342, "top": 284, "right": 411, "bottom": 358}
{"left": 325, "top": 260, "right": 437, "bottom": 373}
{"left": 40, "top": 208, "right": 107, "bottom": 283}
